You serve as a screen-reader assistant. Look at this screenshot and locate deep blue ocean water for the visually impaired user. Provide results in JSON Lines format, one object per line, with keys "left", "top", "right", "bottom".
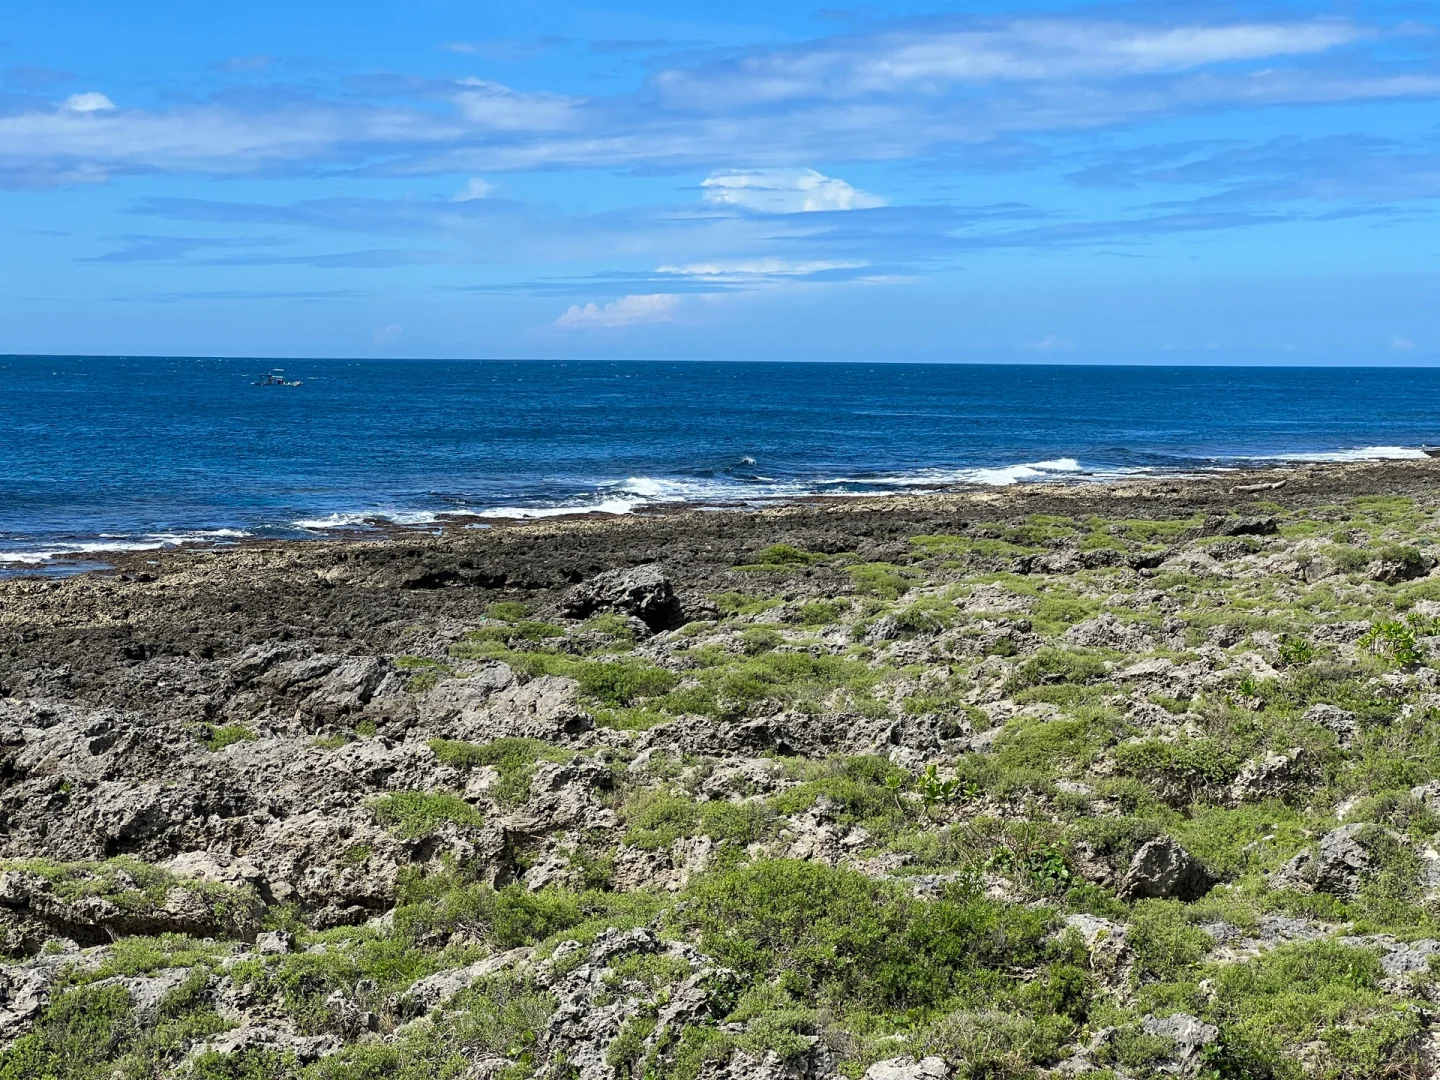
{"left": 3, "top": 356, "right": 1439, "bottom": 572}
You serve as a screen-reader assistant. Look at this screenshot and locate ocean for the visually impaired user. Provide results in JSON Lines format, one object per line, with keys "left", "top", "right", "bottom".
{"left": 3, "top": 355, "right": 1438, "bottom": 573}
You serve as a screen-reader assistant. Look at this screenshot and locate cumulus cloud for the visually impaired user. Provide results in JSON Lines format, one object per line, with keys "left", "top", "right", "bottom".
{"left": 1392, "top": 335, "right": 1416, "bottom": 351}
{"left": 373, "top": 323, "right": 403, "bottom": 344}
{"left": 555, "top": 293, "right": 679, "bottom": 328}
{"left": 63, "top": 92, "right": 115, "bottom": 113}
{"left": 702, "top": 169, "right": 885, "bottom": 213}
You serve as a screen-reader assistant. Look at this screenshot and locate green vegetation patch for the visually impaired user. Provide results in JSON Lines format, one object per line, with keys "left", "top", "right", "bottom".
{"left": 202, "top": 723, "right": 258, "bottom": 751}
{"left": 372, "top": 792, "right": 484, "bottom": 837}
{"left": 684, "top": 858, "right": 1057, "bottom": 1011}
{"left": 428, "top": 737, "right": 574, "bottom": 804}
{"left": 621, "top": 789, "right": 777, "bottom": 850}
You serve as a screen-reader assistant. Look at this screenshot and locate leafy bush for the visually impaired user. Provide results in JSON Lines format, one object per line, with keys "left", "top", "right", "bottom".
{"left": 798, "top": 600, "right": 842, "bottom": 626}
{"left": 621, "top": 790, "right": 777, "bottom": 850}
{"left": 575, "top": 659, "right": 678, "bottom": 705}
{"left": 847, "top": 563, "right": 919, "bottom": 599}
{"left": 1359, "top": 620, "right": 1426, "bottom": 667}
{"left": 1112, "top": 737, "right": 1241, "bottom": 805}
{"left": 736, "top": 545, "right": 834, "bottom": 571}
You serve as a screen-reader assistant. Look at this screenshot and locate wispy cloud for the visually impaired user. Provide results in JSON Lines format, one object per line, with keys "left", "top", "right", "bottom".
{"left": 701, "top": 168, "right": 885, "bottom": 212}
{"left": 555, "top": 293, "right": 680, "bottom": 328}
{"left": 656, "top": 258, "right": 869, "bottom": 279}
{"left": 652, "top": 18, "right": 1371, "bottom": 107}
{"left": 451, "top": 177, "right": 495, "bottom": 202}
{"left": 0, "top": 12, "right": 1432, "bottom": 188}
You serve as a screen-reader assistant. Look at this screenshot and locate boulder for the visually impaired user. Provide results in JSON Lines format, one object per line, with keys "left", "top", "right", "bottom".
{"left": 560, "top": 564, "right": 682, "bottom": 630}
{"left": 865, "top": 1057, "right": 948, "bottom": 1080}
{"left": 392, "top": 947, "right": 533, "bottom": 1017}
{"left": 1117, "top": 838, "right": 1214, "bottom": 902}
{"left": 1274, "top": 823, "right": 1402, "bottom": 899}
{"left": 1063, "top": 613, "right": 1154, "bottom": 652}
{"left": 1203, "top": 515, "right": 1278, "bottom": 537}
{"left": 1229, "top": 748, "right": 1307, "bottom": 804}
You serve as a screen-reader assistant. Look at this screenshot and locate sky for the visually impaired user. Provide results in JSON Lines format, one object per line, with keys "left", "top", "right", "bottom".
{"left": 1, "top": 0, "right": 1438, "bottom": 363}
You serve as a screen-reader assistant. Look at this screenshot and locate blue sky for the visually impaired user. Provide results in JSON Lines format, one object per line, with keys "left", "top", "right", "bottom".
{"left": 2, "top": 0, "right": 1438, "bottom": 362}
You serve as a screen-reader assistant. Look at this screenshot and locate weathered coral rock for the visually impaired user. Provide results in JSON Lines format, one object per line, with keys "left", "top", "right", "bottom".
{"left": 1116, "top": 838, "right": 1214, "bottom": 902}
{"left": 560, "top": 564, "right": 682, "bottom": 630}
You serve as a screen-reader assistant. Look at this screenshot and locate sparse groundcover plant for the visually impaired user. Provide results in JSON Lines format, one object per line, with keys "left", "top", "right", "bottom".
{"left": 428, "top": 736, "right": 574, "bottom": 803}
{"left": 735, "top": 544, "right": 838, "bottom": 571}
{"left": 202, "top": 723, "right": 257, "bottom": 751}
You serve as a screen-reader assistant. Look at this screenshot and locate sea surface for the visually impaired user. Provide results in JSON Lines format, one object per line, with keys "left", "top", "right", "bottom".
{"left": 3, "top": 356, "right": 1439, "bottom": 573}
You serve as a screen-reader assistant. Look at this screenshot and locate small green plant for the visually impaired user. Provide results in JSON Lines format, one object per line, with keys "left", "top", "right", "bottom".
{"left": 1277, "top": 635, "right": 1316, "bottom": 667}
{"left": 737, "top": 544, "right": 833, "bottom": 571}
{"left": 1360, "top": 620, "right": 1425, "bottom": 667}
{"left": 740, "top": 627, "right": 784, "bottom": 655}
{"left": 917, "top": 764, "right": 960, "bottom": 813}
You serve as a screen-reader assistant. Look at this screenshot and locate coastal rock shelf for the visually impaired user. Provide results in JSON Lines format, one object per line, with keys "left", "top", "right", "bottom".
{"left": 5, "top": 458, "right": 1440, "bottom": 1079}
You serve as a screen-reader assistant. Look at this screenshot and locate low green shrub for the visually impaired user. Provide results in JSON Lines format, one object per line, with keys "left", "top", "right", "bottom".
{"left": 684, "top": 858, "right": 1054, "bottom": 1011}
{"left": 373, "top": 792, "right": 483, "bottom": 837}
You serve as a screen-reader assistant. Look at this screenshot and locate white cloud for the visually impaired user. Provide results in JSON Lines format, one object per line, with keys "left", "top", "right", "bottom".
{"left": 656, "top": 19, "right": 1369, "bottom": 106}
{"left": 702, "top": 168, "right": 885, "bottom": 213}
{"left": 657, "top": 258, "right": 868, "bottom": 277}
{"left": 373, "top": 323, "right": 403, "bottom": 344}
{"left": 555, "top": 294, "right": 679, "bottom": 329}
{"left": 1392, "top": 334, "right": 1416, "bottom": 351}
{"left": 451, "top": 78, "right": 577, "bottom": 131}
{"left": 0, "top": 17, "right": 1427, "bottom": 188}
{"left": 64, "top": 92, "right": 116, "bottom": 113}
{"left": 452, "top": 177, "right": 495, "bottom": 202}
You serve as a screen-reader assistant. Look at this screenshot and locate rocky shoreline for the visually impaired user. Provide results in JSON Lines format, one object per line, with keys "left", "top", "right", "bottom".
{"left": 5, "top": 457, "right": 1440, "bottom": 1079}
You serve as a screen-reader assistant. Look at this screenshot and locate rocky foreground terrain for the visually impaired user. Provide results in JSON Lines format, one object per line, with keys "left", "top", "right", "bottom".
{"left": 6, "top": 459, "right": 1440, "bottom": 1079}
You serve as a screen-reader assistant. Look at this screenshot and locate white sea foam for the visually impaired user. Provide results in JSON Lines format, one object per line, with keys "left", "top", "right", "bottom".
{"left": 293, "top": 510, "right": 443, "bottom": 530}
{"left": 825, "top": 457, "right": 1091, "bottom": 488}
{"left": 1260, "top": 446, "right": 1430, "bottom": 463}
{"left": 467, "top": 458, "right": 1100, "bottom": 519}
{"left": 0, "top": 529, "right": 251, "bottom": 564}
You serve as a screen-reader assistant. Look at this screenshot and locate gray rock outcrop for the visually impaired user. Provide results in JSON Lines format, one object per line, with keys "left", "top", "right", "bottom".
{"left": 1117, "top": 838, "right": 1214, "bottom": 902}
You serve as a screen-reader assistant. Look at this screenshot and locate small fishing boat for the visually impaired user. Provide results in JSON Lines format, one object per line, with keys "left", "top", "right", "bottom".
{"left": 253, "top": 369, "right": 303, "bottom": 387}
